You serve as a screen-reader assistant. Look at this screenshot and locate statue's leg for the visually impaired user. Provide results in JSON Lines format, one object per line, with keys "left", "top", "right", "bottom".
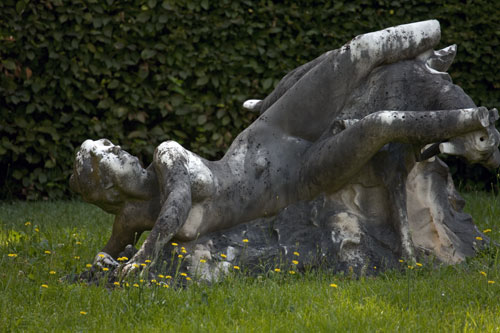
{"left": 258, "top": 21, "right": 440, "bottom": 117}
{"left": 298, "top": 108, "right": 490, "bottom": 199}
{"left": 264, "top": 21, "right": 441, "bottom": 139}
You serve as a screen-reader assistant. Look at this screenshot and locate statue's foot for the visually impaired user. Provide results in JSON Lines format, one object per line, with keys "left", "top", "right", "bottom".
{"left": 242, "top": 99, "right": 262, "bottom": 112}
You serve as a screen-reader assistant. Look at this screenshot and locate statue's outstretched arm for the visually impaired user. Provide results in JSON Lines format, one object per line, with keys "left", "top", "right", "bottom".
{"left": 299, "top": 107, "right": 497, "bottom": 198}
{"left": 121, "top": 143, "right": 193, "bottom": 273}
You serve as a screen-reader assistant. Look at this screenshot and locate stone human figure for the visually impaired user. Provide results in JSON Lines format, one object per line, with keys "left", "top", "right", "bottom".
{"left": 70, "top": 20, "right": 499, "bottom": 274}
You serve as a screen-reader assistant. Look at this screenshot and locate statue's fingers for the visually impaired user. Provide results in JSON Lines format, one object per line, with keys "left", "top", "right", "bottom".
{"left": 489, "top": 108, "right": 499, "bottom": 125}
{"left": 94, "top": 252, "right": 119, "bottom": 268}
{"left": 119, "top": 262, "right": 140, "bottom": 279}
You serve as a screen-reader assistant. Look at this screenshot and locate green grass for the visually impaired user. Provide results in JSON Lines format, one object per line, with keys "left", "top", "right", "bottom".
{"left": 1, "top": 193, "right": 499, "bottom": 332}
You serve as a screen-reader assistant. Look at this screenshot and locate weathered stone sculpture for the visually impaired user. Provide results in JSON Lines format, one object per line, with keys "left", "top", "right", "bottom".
{"left": 70, "top": 20, "right": 499, "bottom": 280}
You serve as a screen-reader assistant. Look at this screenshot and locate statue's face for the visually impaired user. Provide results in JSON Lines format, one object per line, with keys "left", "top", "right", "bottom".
{"left": 72, "top": 139, "right": 147, "bottom": 210}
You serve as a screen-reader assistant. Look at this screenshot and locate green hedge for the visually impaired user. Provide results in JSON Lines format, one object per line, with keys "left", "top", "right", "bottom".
{"left": 1, "top": 0, "right": 499, "bottom": 199}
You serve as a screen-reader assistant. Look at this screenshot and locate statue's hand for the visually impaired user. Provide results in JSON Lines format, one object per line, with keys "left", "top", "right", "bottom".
{"left": 117, "top": 247, "right": 150, "bottom": 277}
{"left": 93, "top": 252, "right": 119, "bottom": 269}
{"left": 439, "top": 108, "right": 500, "bottom": 169}
{"left": 119, "top": 261, "right": 140, "bottom": 277}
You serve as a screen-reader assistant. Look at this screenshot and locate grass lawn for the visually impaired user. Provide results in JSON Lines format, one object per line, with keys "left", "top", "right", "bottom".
{"left": 1, "top": 192, "right": 499, "bottom": 332}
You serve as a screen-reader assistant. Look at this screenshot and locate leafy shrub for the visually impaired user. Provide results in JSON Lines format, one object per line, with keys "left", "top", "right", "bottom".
{"left": 1, "top": 0, "right": 499, "bottom": 199}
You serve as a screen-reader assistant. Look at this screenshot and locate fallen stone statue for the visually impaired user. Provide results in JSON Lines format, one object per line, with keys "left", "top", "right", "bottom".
{"left": 70, "top": 20, "right": 499, "bottom": 282}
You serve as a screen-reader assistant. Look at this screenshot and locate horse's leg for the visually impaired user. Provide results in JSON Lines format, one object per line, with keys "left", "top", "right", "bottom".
{"left": 298, "top": 108, "right": 491, "bottom": 198}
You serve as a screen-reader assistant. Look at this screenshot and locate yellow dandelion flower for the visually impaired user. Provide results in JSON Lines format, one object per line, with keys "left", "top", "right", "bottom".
{"left": 86, "top": 264, "right": 92, "bottom": 268}
{"left": 292, "top": 260, "right": 299, "bottom": 265}
{"left": 113, "top": 282, "right": 120, "bottom": 286}
{"left": 476, "top": 236, "right": 483, "bottom": 241}
{"left": 49, "top": 271, "right": 56, "bottom": 275}
{"left": 488, "top": 280, "right": 495, "bottom": 284}
{"left": 165, "top": 275, "right": 172, "bottom": 279}
{"left": 140, "top": 279, "right": 144, "bottom": 283}
{"left": 44, "top": 250, "right": 51, "bottom": 254}
{"left": 483, "top": 229, "right": 492, "bottom": 233}
{"left": 373, "top": 266, "right": 377, "bottom": 270}
{"left": 220, "top": 254, "right": 227, "bottom": 258}
{"left": 289, "top": 271, "right": 296, "bottom": 275}
{"left": 293, "top": 251, "right": 300, "bottom": 256}
{"left": 181, "top": 249, "right": 187, "bottom": 254}
{"left": 163, "top": 284, "right": 169, "bottom": 288}
{"left": 171, "top": 242, "right": 178, "bottom": 246}
{"left": 133, "top": 283, "right": 139, "bottom": 288}
{"left": 41, "top": 284, "right": 48, "bottom": 288}
{"left": 125, "top": 283, "right": 130, "bottom": 287}
{"left": 274, "top": 268, "right": 281, "bottom": 272}
{"left": 102, "top": 267, "right": 109, "bottom": 272}
{"left": 156, "top": 283, "right": 160, "bottom": 286}
{"left": 480, "top": 271, "right": 487, "bottom": 277}
{"left": 133, "top": 264, "right": 139, "bottom": 268}
{"left": 117, "top": 257, "right": 128, "bottom": 262}
{"left": 242, "top": 239, "right": 249, "bottom": 243}
{"left": 330, "top": 283, "right": 338, "bottom": 288}
{"left": 140, "top": 263, "right": 146, "bottom": 267}
{"left": 416, "top": 263, "right": 423, "bottom": 267}
{"left": 75, "top": 241, "right": 82, "bottom": 245}
{"left": 158, "top": 274, "right": 165, "bottom": 278}
{"left": 178, "top": 254, "right": 183, "bottom": 258}
{"left": 151, "top": 279, "right": 157, "bottom": 283}
{"left": 233, "top": 265, "right": 240, "bottom": 270}
{"left": 25, "top": 221, "right": 31, "bottom": 226}
{"left": 145, "top": 259, "right": 151, "bottom": 263}
{"left": 389, "top": 9, "right": 394, "bottom": 15}
{"left": 98, "top": 254, "right": 105, "bottom": 258}
{"left": 35, "top": 228, "right": 39, "bottom": 232}
{"left": 180, "top": 272, "right": 187, "bottom": 277}
{"left": 200, "top": 259, "right": 207, "bottom": 263}
{"left": 408, "top": 265, "right": 414, "bottom": 270}
{"left": 8, "top": 253, "right": 17, "bottom": 257}
{"left": 80, "top": 311, "right": 87, "bottom": 315}
{"left": 74, "top": 256, "right": 80, "bottom": 260}
{"left": 186, "top": 277, "right": 192, "bottom": 281}
{"left": 399, "top": 259, "right": 404, "bottom": 263}
{"left": 181, "top": 246, "right": 186, "bottom": 250}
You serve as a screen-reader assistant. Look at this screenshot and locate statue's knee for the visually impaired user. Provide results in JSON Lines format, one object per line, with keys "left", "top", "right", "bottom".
{"left": 154, "top": 141, "right": 186, "bottom": 167}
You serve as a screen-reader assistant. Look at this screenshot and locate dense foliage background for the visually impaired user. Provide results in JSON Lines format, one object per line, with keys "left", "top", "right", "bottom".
{"left": 1, "top": 0, "right": 499, "bottom": 199}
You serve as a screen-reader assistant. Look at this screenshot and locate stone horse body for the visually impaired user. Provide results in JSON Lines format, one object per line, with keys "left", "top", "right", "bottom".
{"left": 70, "top": 21, "right": 499, "bottom": 274}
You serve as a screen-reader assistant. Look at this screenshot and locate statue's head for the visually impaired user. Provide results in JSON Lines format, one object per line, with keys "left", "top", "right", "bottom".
{"left": 70, "top": 139, "right": 148, "bottom": 212}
